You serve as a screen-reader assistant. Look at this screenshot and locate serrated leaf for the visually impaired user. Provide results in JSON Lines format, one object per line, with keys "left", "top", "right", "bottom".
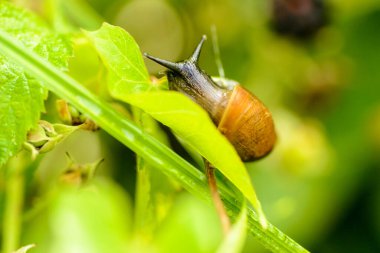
{"left": 0, "top": 2, "right": 72, "bottom": 165}
{"left": 87, "top": 23, "right": 266, "bottom": 224}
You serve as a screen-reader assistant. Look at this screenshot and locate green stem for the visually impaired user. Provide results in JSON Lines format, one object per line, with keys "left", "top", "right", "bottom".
{"left": 132, "top": 108, "right": 151, "bottom": 233}
{"left": 2, "top": 151, "right": 31, "bottom": 253}
{"left": 134, "top": 156, "right": 151, "bottom": 232}
{"left": 0, "top": 29, "right": 309, "bottom": 253}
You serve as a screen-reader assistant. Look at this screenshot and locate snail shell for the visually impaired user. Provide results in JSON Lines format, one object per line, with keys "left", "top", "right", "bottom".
{"left": 145, "top": 36, "right": 276, "bottom": 161}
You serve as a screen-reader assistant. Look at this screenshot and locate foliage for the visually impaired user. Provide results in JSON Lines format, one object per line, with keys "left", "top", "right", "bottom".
{"left": 0, "top": 2, "right": 306, "bottom": 253}
{"left": 1, "top": 0, "right": 380, "bottom": 253}
{"left": 0, "top": 2, "right": 71, "bottom": 166}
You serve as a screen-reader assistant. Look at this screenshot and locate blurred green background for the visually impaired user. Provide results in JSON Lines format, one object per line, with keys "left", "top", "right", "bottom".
{"left": 4, "top": 0, "right": 380, "bottom": 252}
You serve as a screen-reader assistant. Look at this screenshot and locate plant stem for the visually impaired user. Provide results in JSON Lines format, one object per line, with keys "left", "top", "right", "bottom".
{"left": 132, "top": 108, "right": 151, "bottom": 233}
{"left": 205, "top": 161, "right": 231, "bottom": 236}
{"left": 2, "top": 151, "right": 31, "bottom": 253}
{"left": 134, "top": 156, "right": 151, "bottom": 232}
{"left": 0, "top": 29, "right": 310, "bottom": 253}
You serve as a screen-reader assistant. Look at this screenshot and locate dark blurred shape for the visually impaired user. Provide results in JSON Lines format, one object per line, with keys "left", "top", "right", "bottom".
{"left": 296, "top": 62, "right": 344, "bottom": 113}
{"left": 271, "top": 0, "right": 327, "bottom": 38}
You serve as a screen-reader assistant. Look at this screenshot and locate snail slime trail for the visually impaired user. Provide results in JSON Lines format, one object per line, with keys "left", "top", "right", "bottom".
{"left": 145, "top": 36, "right": 276, "bottom": 162}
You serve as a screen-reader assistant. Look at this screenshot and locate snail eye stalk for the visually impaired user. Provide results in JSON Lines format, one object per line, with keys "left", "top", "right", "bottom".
{"left": 143, "top": 53, "right": 182, "bottom": 72}
{"left": 189, "top": 35, "right": 207, "bottom": 63}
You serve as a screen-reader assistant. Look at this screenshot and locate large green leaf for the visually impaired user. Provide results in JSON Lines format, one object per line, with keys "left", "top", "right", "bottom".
{"left": 87, "top": 23, "right": 266, "bottom": 225}
{"left": 0, "top": 2, "right": 72, "bottom": 166}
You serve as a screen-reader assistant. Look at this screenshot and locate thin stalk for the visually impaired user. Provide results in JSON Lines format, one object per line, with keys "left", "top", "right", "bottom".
{"left": 206, "top": 161, "right": 231, "bottom": 235}
{"left": 132, "top": 108, "right": 151, "bottom": 233}
{"left": 134, "top": 156, "right": 151, "bottom": 232}
{"left": 211, "top": 25, "right": 225, "bottom": 79}
{"left": 0, "top": 29, "right": 309, "bottom": 253}
{"left": 2, "top": 151, "right": 31, "bottom": 253}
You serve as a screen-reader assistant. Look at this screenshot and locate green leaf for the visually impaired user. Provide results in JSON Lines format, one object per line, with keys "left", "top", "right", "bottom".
{"left": 85, "top": 23, "right": 151, "bottom": 94}
{"left": 86, "top": 23, "right": 266, "bottom": 225}
{"left": 0, "top": 58, "right": 45, "bottom": 165}
{"left": 217, "top": 203, "right": 247, "bottom": 253}
{"left": 0, "top": 2, "right": 72, "bottom": 166}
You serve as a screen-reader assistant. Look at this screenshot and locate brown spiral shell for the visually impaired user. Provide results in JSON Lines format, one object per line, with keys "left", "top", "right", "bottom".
{"left": 217, "top": 85, "right": 276, "bottom": 161}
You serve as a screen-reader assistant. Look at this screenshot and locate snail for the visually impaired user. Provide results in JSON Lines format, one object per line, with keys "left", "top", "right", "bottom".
{"left": 144, "top": 36, "right": 276, "bottom": 161}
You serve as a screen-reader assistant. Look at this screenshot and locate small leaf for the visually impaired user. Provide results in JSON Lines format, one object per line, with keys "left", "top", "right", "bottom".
{"left": 0, "top": 2, "right": 72, "bottom": 165}
{"left": 87, "top": 23, "right": 266, "bottom": 224}
{"left": 12, "top": 244, "right": 35, "bottom": 253}
{"left": 85, "top": 23, "right": 151, "bottom": 94}
{"left": 217, "top": 203, "right": 247, "bottom": 253}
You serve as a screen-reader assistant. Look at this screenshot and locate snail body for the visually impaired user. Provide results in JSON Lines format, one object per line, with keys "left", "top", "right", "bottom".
{"left": 145, "top": 36, "right": 276, "bottom": 161}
